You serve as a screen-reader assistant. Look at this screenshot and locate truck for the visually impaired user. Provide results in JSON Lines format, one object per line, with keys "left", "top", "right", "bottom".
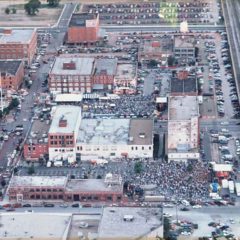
{"left": 144, "top": 195, "right": 165, "bottom": 202}
{"left": 229, "top": 180, "right": 234, "bottom": 194}
{"left": 222, "top": 179, "right": 229, "bottom": 189}
{"left": 235, "top": 182, "right": 240, "bottom": 196}
{"left": 54, "top": 161, "right": 63, "bottom": 167}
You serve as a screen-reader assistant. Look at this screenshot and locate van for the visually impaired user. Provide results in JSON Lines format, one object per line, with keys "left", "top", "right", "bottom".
{"left": 3, "top": 135, "right": 9, "bottom": 141}
{"left": 181, "top": 200, "right": 190, "bottom": 206}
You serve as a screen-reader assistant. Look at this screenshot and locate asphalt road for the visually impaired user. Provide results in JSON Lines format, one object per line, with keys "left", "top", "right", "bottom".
{"left": 103, "top": 24, "right": 226, "bottom": 32}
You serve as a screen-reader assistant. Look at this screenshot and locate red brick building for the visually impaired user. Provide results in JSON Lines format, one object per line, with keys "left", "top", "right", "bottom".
{"left": 49, "top": 56, "right": 94, "bottom": 94}
{"left": 8, "top": 175, "right": 124, "bottom": 203}
{"left": 0, "top": 29, "right": 37, "bottom": 65}
{"left": 92, "top": 58, "right": 117, "bottom": 90}
{"left": 0, "top": 60, "right": 24, "bottom": 90}
{"left": 67, "top": 13, "right": 100, "bottom": 44}
{"left": 23, "top": 120, "right": 50, "bottom": 161}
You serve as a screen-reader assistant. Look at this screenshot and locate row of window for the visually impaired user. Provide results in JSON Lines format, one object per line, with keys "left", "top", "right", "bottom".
{"left": 54, "top": 148, "right": 74, "bottom": 152}
{"left": 50, "top": 141, "right": 73, "bottom": 145}
{"left": 50, "top": 135, "right": 73, "bottom": 140}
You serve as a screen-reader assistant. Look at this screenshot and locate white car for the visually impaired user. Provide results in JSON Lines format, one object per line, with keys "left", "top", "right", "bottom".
{"left": 192, "top": 204, "right": 202, "bottom": 209}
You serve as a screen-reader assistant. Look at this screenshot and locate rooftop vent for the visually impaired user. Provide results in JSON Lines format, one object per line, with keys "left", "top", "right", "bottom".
{"left": 139, "top": 133, "right": 146, "bottom": 139}
{"left": 63, "top": 61, "right": 76, "bottom": 70}
{"left": 123, "top": 215, "right": 134, "bottom": 222}
{"left": 59, "top": 115, "right": 67, "bottom": 127}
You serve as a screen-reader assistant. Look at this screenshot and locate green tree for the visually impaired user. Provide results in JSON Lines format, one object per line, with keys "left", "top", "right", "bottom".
{"left": 24, "top": 0, "right": 41, "bottom": 15}
{"left": 5, "top": 8, "right": 10, "bottom": 14}
{"left": 47, "top": 0, "right": 60, "bottom": 7}
{"left": 148, "top": 59, "right": 158, "bottom": 68}
{"left": 167, "top": 55, "right": 175, "bottom": 66}
{"left": 134, "top": 161, "right": 143, "bottom": 174}
{"left": 11, "top": 8, "right": 17, "bottom": 14}
{"left": 187, "top": 164, "right": 193, "bottom": 172}
{"left": 28, "top": 165, "right": 35, "bottom": 175}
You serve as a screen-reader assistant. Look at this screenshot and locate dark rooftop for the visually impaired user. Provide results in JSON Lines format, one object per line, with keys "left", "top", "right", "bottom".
{"left": 0, "top": 60, "right": 22, "bottom": 76}
{"left": 170, "top": 70, "right": 197, "bottom": 94}
{"left": 69, "top": 13, "right": 97, "bottom": 27}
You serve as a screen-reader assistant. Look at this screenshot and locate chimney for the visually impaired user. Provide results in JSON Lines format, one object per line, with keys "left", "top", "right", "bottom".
{"left": 63, "top": 61, "right": 76, "bottom": 70}
{"left": 3, "top": 29, "right": 12, "bottom": 34}
{"left": 59, "top": 115, "right": 67, "bottom": 127}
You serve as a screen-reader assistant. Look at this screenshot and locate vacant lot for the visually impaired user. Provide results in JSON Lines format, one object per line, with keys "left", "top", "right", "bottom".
{"left": 0, "top": 0, "right": 62, "bottom": 27}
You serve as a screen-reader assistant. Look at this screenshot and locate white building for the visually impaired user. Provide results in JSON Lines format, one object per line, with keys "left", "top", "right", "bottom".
{"left": 168, "top": 96, "right": 200, "bottom": 162}
{"left": 77, "top": 118, "right": 153, "bottom": 159}
{"left": 48, "top": 105, "right": 153, "bottom": 163}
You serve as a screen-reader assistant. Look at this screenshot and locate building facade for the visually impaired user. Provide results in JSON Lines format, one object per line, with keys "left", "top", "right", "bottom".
{"left": 0, "top": 29, "right": 37, "bottom": 65}
{"left": 48, "top": 106, "right": 82, "bottom": 163}
{"left": 0, "top": 60, "right": 24, "bottom": 90}
{"left": 48, "top": 57, "right": 94, "bottom": 94}
{"left": 67, "top": 13, "right": 100, "bottom": 44}
{"left": 168, "top": 96, "right": 200, "bottom": 162}
{"left": 8, "top": 174, "right": 124, "bottom": 203}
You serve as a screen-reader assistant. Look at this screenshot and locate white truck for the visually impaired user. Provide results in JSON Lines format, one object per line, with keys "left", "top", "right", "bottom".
{"left": 222, "top": 179, "right": 229, "bottom": 189}
{"left": 235, "top": 182, "right": 240, "bottom": 196}
{"left": 229, "top": 180, "right": 234, "bottom": 194}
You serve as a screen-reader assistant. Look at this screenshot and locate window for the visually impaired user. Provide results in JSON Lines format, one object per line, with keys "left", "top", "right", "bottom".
{"left": 149, "top": 146, "right": 152, "bottom": 150}
{"left": 50, "top": 136, "right": 53, "bottom": 139}
{"left": 107, "top": 196, "right": 112, "bottom": 201}
{"left": 142, "top": 146, "right": 144, "bottom": 150}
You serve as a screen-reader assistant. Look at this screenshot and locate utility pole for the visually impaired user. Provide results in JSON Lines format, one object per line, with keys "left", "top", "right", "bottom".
{"left": 0, "top": 72, "right": 3, "bottom": 113}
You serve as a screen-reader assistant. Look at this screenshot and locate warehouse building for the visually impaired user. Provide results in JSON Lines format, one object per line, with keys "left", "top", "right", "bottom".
{"left": 67, "top": 13, "right": 100, "bottom": 44}
{"left": 168, "top": 96, "right": 200, "bottom": 162}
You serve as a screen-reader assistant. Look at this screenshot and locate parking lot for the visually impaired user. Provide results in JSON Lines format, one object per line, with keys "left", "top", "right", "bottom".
{"left": 82, "top": 0, "right": 220, "bottom": 25}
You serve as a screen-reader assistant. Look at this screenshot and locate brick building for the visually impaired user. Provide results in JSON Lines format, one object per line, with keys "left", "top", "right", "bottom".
{"left": 92, "top": 58, "right": 117, "bottom": 90}
{"left": 67, "top": 13, "right": 100, "bottom": 44}
{"left": 0, "top": 60, "right": 24, "bottom": 90}
{"left": 49, "top": 56, "right": 94, "bottom": 94}
{"left": 0, "top": 29, "right": 37, "bottom": 65}
{"left": 8, "top": 174, "right": 124, "bottom": 203}
{"left": 48, "top": 105, "right": 82, "bottom": 163}
{"left": 174, "top": 35, "right": 196, "bottom": 63}
{"left": 23, "top": 120, "right": 50, "bottom": 161}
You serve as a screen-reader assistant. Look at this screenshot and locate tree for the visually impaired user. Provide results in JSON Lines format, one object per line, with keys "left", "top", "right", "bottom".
{"left": 28, "top": 165, "right": 35, "bottom": 175}
{"left": 1, "top": 179, "right": 6, "bottom": 187}
{"left": 11, "top": 8, "right": 17, "bottom": 14}
{"left": 134, "top": 161, "right": 143, "bottom": 174}
{"left": 5, "top": 8, "right": 10, "bottom": 14}
{"left": 24, "top": 0, "right": 41, "bottom": 15}
{"left": 187, "top": 164, "right": 193, "bottom": 172}
{"left": 47, "top": 0, "right": 60, "bottom": 7}
{"left": 167, "top": 55, "right": 175, "bottom": 66}
{"left": 148, "top": 59, "right": 158, "bottom": 68}
{"left": 9, "top": 98, "right": 19, "bottom": 109}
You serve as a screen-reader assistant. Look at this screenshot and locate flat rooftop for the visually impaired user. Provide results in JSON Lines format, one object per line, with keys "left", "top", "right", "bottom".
{"left": 98, "top": 207, "right": 163, "bottom": 239}
{"left": 49, "top": 105, "right": 81, "bottom": 134}
{"left": 94, "top": 58, "right": 117, "bottom": 75}
{"left": 77, "top": 119, "right": 130, "bottom": 145}
{"left": 55, "top": 93, "right": 83, "bottom": 103}
{"left": 0, "top": 213, "right": 71, "bottom": 240}
{"left": 26, "top": 120, "right": 50, "bottom": 144}
{"left": 0, "top": 29, "right": 35, "bottom": 44}
{"left": 115, "top": 63, "right": 136, "bottom": 81}
{"left": 0, "top": 60, "right": 22, "bottom": 76}
{"left": 51, "top": 57, "right": 94, "bottom": 75}
{"left": 9, "top": 176, "right": 68, "bottom": 188}
{"left": 69, "top": 13, "right": 97, "bottom": 27}
{"left": 67, "top": 214, "right": 101, "bottom": 240}
{"left": 169, "top": 96, "right": 199, "bottom": 120}
{"left": 129, "top": 119, "right": 153, "bottom": 145}
{"left": 171, "top": 75, "right": 197, "bottom": 93}
{"left": 168, "top": 117, "right": 198, "bottom": 150}
{"left": 174, "top": 35, "right": 195, "bottom": 48}
{"left": 66, "top": 179, "right": 123, "bottom": 193}
{"left": 142, "top": 38, "right": 173, "bottom": 54}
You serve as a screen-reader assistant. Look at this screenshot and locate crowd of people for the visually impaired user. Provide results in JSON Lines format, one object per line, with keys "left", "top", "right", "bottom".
{"left": 81, "top": 159, "right": 210, "bottom": 202}
{"left": 82, "top": 95, "right": 156, "bottom": 118}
